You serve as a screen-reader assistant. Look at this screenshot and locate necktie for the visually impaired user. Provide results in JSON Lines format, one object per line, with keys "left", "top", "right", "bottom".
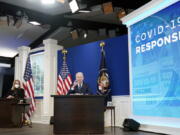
{"left": 78, "top": 84, "right": 82, "bottom": 89}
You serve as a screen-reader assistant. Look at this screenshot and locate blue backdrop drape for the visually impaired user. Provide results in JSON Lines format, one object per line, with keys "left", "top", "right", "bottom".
{"left": 58, "top": 35, "right": 129, "bottom": 95}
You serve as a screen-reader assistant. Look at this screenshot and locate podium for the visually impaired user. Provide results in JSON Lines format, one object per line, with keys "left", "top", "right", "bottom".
{"left": 52, "top": 95, "right": 105, "bottom": 134}
{"left": 0, "top": 98, "right": 24, "bottom": 128}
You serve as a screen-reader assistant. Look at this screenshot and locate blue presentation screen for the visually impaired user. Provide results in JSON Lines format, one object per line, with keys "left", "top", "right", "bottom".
{"left": 130, "top": 2, "right": 180, "bottom": 118}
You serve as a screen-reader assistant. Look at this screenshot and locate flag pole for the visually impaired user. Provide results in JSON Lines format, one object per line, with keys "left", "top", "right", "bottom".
{"left": 98, "top": 41, "right": 111, "bottom": 106}
{"left": 62, "top": 49, "right": 68, "bottom": 60}
{"left": 100, "top": 41, "right": 105, "bottom": 50}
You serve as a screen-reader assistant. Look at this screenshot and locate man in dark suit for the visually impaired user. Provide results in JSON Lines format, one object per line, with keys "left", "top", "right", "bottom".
{"left": 68, "top": 72, "right": 91, "bottom": 95}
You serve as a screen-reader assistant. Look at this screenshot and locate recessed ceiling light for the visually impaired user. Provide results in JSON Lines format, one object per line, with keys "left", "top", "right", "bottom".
{"left": 83, "top": 33, "right": 87, "bottom": 38}
{"left": 69, "top": 0, "right": 79, "bottom": 13}
{"left": 29, "top": 21, "right": 41, "bottom": 26}
{"left": 41, "top": 0, "right": 55, "bottom": 4}
{"left": 78, "top": 10, "right": 91, "bottom": 13}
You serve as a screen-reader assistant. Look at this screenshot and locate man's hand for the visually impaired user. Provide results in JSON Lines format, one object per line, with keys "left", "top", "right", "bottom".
{"left": 72, "top": 80, "right": 78, "bottom": 89}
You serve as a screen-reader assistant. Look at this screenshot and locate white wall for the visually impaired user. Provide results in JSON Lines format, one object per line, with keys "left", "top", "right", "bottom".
{"left": 104, "top": 96, "right": 131, "bottom": 127}
{"left": 41, "top": 39, "right": 63, "bottom": 123}
{"left": 15, "top": 39, "right": 63, "bottom": 124}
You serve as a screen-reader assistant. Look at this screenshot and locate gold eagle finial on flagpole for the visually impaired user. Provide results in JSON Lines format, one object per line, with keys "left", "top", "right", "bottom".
{"left": 100, "top": 41, "right": 105, "bottom": 51}
{"left": 100, "top": 41, "right": 105, "bottom": 47}
{"left": 62, "top": 49, "right": 68, "bottom": 60}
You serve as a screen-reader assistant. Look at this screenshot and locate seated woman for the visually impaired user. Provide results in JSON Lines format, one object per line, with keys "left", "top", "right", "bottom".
{"left": 7, "top": 80, "right": 25, "bottom": 101}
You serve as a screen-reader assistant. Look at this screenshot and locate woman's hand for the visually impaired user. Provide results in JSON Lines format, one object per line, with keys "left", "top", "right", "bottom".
{"left": 6, "top": 95, "right": 14, "bottom": 99}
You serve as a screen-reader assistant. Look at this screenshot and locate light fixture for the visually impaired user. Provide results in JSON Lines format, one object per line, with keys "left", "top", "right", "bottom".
{"left": 69, "top": 0, "right": 79, "bottom": 13}
{"left": 83, "top": 33, "right": 87, "bottom": 38}
{"left": 56, "top": 0, "right": 65, "bottom": 3}
{"left": 0, "top": 63, "right": 11, "bottom": 68}
{"left": 41, "top": 0, "right": 55, "bottom": 4}
{"left": 83, "top": 30, "right": 88, "bottom": 38}
{"left": 78, "top": 10, "right": 91, "bottom": 13}
{"left": 29, "top": 21, "right": 41, "bottom": 26}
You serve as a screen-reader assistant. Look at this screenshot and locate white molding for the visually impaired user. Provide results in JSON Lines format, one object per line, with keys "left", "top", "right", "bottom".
{"left": 14, "top": 57, "right": 20, "bottom": 80}
{"left": 139, "top": 124, "right": 180, "bottom": 135}
{"left": 30, "top": 47, "right": 44, "bottom": 53}
{"left": 121, "top": 0, "right": 179, "bottom": 26}
{"left": 16, "top": 46, "right": 30, "bottom": 82}
{"left": 43, "top": 38, "right": 58, "bottom": 45}
{"left": 128, "top": 27, "right": 133, "bottom": 118}
{"left": 43, "top": 38, "right": 63, "bottom": 118}
{"left": 41, "top": 115, "right": 51, "bottom": 124}
{"left": 31, "top": 120, "right": 45, "bottom": 124}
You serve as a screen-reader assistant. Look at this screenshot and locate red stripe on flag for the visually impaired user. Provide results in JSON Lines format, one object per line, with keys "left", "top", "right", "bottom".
{"left": 59, "top": 76, "right": 66, "bottom": 95}
{"left": 56, "top": 58, "right": 72, "bottom": 95}
{"left": 27, "top": 81, "right": 36, "bottom": 109}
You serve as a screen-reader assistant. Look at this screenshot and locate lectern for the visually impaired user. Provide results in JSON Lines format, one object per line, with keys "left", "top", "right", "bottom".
{"left": 52, "top": 95, "right": 104, "bottom": 134}
{"left": 0, "top": 99, "right": 24, "bottom": 128}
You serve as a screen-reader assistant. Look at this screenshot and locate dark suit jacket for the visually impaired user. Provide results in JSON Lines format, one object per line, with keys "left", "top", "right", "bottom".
{"left": 8, "top": 88, "right": 25, "bottom": 100}
{"left": 68, "top": 82, "right": 91, "bottom": 95}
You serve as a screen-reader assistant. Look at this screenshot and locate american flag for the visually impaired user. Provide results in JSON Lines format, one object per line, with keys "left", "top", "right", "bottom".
{"left": 57, "top": 57, "right": 72, "bottom": 95}
{"left": 23, "top": 55, "right": 36, "bottom": 118}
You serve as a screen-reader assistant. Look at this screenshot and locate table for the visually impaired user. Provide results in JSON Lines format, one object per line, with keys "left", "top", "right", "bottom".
{"left": 0, "top": 98, "right": 23, "bottom": 128}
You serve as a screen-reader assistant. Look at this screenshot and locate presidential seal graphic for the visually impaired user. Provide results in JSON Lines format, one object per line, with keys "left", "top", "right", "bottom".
{"left": 98, "top": 72, "right": 109, "bottom": 93}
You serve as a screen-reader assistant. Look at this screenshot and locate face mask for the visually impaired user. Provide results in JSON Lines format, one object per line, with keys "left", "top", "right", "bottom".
{"left": 14, "top": 84, "right": 20, "bottom": 88}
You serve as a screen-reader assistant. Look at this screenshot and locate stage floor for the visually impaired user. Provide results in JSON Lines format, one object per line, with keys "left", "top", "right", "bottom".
{"left": 0, "top": 124, "right": 163, "bottom": 135}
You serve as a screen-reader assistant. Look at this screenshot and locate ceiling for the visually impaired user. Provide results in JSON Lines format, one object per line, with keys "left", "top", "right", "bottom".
{"left": 0, "top": 0, "right": 71, "bottom": 15}
{"left": 0, "top": 20, "right": 48, "bottom": 57}
{"left": 0, "top": 0, "right": 151, "bottom": 66}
